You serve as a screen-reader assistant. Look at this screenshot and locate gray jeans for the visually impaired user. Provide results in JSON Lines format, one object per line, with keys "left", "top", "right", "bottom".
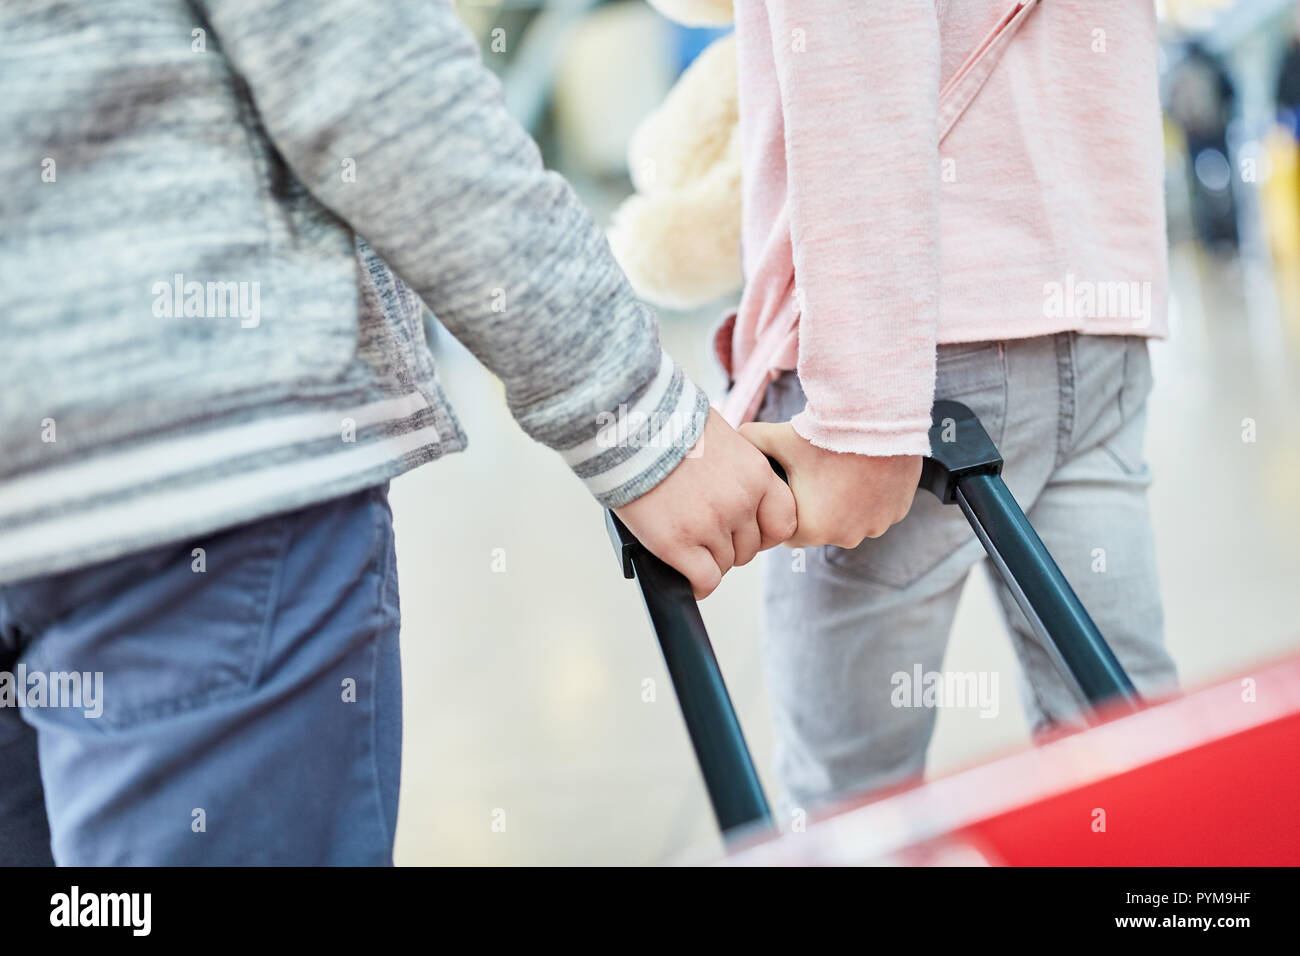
{"left": 757, "top": 333, "right": 1178, "bottom": 807}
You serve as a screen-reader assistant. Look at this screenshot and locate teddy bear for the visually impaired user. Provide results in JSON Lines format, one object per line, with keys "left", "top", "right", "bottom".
{"left": 606, "top": 0, "right": 743, "bottom": 311}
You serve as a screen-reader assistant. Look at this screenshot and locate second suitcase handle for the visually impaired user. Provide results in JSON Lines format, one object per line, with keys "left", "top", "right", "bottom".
{"left": 768, "top": 402, "right": 1137, "bottom": 709}
{"left": 608, "top": 400, "right": 1141, "bottom": 838}
{"left": 920, "top": 400, "right": 1140, "bottom": 710}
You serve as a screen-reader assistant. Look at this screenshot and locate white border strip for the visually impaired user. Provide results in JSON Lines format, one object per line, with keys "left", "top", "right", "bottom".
{"left": 581, "top": 375, "right": 702, "bottom": 498}
{"left": 0, "top": 392, "right": 429, "bottom": 520}
{"left": 556, "top": 352, "right": 676, "bottom": 468}
{"left": 0, "top": 423, "right": 445, "bottom": 579}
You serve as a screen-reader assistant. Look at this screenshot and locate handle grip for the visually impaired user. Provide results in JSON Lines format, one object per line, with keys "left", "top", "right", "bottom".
{"left": 606, "top": 509, "right": 774, "bottom": 836}
{"left": 609, "top": 400, "right": 1140, "bottom": 836}
{"left": 921, "top": 401, "right": 1139, "bottom": 709}
{"left": 765, "top": 455, "right": 788, "bottom": 484}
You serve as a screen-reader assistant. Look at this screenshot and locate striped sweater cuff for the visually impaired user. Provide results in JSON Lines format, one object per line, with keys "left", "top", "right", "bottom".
{"left": 558, "top": 353, "right": 710, "bottom": 508}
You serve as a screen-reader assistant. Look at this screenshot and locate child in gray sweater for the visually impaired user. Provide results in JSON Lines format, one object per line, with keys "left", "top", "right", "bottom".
{"left": 0, "top": 0, "right": 794, "bottom": 863}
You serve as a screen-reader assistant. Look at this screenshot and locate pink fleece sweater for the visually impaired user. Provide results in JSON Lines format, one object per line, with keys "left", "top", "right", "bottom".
{"left": 720, "top": 0, "right": 1168, "bottom": 456}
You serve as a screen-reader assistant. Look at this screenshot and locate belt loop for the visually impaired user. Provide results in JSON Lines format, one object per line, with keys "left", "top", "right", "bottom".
{"left": 1055, "top": 333, "right": 1076, "bottom": 466}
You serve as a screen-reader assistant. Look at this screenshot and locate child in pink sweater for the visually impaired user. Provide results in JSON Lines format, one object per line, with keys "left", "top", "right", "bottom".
{"left": 723, "top": 0, "right": 1178, "bottom": 807}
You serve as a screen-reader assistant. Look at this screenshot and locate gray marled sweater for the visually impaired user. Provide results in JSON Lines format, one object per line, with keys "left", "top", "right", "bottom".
{"left": 0, "top": 0, "right": 708, "bottom": 584}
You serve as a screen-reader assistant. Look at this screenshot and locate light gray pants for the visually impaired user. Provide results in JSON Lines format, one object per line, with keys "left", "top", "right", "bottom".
{"left": 756, "top": 333, "right": 1178, "bottom": 807}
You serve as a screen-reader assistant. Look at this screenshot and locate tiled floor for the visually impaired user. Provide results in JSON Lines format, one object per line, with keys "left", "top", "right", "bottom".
{"left": 390, "top": 247, "right": 1300, "bottom": 865}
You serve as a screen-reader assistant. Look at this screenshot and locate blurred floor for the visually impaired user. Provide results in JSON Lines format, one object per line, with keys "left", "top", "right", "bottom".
{"left": 390, "top": 246, "right": 1300, "bottom": 865}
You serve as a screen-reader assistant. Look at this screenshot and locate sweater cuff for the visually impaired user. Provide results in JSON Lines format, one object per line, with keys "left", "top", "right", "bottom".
{"left": 557, "top": 352, "right": 710, "bottom": 508}
{"left": 789, "top": 408, "right": 931, "bottom": 458}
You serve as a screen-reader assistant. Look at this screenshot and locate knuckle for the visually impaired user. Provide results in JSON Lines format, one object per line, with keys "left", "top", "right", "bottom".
{"left": 710, "top": 504, "right": 734, "bottom": 534}
{"left": 665, "top": 519, "right": 694, "bottom": 549}
{"left": 731, "top": 489, "right": 760, "bottom": 522}
{"left": 765, "top": 516, "right": 797, "bottom": 544}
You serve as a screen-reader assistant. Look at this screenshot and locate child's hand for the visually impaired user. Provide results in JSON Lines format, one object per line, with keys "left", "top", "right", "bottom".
{"left": 739, "top": 421, "right": 921, "bottom": 549}
{"left": 614, "top": 409, "right": 797, "bottom": 599}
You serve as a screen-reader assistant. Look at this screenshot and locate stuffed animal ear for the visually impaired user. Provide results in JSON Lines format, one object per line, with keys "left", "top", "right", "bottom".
{"left": 646, "top": 0, "right": 734, "bottom": 28}
{"left": 609, "top": 129, "right": 742, "bottom": 310}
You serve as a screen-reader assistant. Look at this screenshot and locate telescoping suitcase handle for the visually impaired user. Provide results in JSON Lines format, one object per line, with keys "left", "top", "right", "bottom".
{"left": 605, "top": 401, "right": 1141, "bottom": 837}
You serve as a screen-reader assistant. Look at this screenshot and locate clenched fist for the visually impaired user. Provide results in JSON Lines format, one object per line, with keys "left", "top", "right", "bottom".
{"left": 739, "top": 421, "right": 921, "bottom": 549}
{"left": 614, "top": 409, "right": 797, "bottom": 598}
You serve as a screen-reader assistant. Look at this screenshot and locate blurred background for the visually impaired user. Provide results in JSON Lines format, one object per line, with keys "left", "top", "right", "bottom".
{"left": 392, "top": 0, "right": 1300, "bottom": 864}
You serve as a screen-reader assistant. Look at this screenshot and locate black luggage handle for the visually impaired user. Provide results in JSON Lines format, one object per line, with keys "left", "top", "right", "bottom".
{"left": 922, "top": 401, "right": 1140, "bottom": 708}
{"left": 606, "top": 511, "right": 774, "bottom": 835}
{"left": 607, "top": 401, "right": 1140, "bottom": 837}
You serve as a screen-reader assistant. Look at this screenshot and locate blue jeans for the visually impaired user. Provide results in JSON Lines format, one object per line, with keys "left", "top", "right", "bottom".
{"left": 0, "top": 485, "right": 402, "bottom": 865}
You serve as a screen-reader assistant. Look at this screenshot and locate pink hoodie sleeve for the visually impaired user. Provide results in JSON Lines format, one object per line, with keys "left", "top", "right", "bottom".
{"left": 764, "top": 0, "right": 941, "bottom": 457}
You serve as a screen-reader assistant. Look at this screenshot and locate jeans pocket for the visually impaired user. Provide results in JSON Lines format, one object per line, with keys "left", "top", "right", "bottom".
{"left": 818, "top": 493, "right": 975, "bottom": 591}
{"left": 1103, "top": 338, "right": 1154, "bottom": 476}
{"left": 20, "top": 513, "right": 291, "bottom": 730}
{"left": 1118, "top": 337, "right": 1154, "bottom": 424}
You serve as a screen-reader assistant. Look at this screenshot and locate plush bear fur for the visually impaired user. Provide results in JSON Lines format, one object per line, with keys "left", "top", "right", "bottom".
{"left": 607, "top": 1, "right": 742, "bottom": 309}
